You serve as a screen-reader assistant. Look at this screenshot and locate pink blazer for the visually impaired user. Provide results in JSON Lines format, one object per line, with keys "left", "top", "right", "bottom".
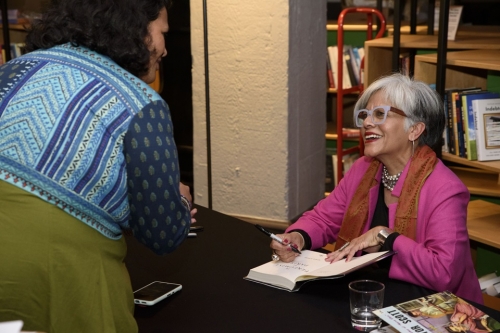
{"left": 288, "top": 155, "right": 483, "bottom": 304}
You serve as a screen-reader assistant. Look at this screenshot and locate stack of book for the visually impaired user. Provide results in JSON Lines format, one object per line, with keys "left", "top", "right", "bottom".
{"left": 326, "top": 45, "right": 364, "bottom": 89}
{"left": 442, "top": 88, "right": 500, "bottom": 161}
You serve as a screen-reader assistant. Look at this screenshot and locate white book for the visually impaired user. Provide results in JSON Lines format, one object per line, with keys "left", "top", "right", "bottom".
{"left": 327, "top": 46, "right": 338, "bottom": 88}
{"left": 244, "top": 250, "right": 394, "bottom": 292}
{"left": 326, "top": 45, "right": 352, "bottom": 90}
{"left": 357, "top": 47, "right": 365, "bottom": 85}
{"left": 472, "top": 98, "right": 500, "bottom": 161}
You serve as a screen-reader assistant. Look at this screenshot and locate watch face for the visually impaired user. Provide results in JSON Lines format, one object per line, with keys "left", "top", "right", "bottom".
{"left": 378, "top": 229, "right": 389, "bottom": 244}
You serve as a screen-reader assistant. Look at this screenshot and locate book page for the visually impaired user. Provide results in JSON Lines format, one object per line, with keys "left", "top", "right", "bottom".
{"left": 300, "top": 251, "right": 389, "bottom": 280}
{"left": 250, "top": 250, "right": 329, "bottom": 284}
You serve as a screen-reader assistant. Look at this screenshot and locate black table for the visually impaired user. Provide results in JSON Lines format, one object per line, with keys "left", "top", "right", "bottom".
{"left": 125, "top": 206, "right": 500, "bottom": 333}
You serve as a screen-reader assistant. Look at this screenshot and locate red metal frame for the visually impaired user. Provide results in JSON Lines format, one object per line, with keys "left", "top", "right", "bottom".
{"left": 335, "top": 7, "right": 386, "bottom": 183}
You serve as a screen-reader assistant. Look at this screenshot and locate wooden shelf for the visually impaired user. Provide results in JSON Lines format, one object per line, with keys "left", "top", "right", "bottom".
{"left": 416, "top": 49, "right": 500, "bottom": 198}
{"left": 467, "top": 200, "right": 500, "bottom": 249}
{"left": 364, "top": 34, "right": 500, "bottom": 86}
{"left": 388, "top": 24, "right": 500, "bottom": 37}
{"left": 414, "top": 50, "right": 500, "bottom": 90}
{"left": 442, "top": 152, "right": 500, "bottom": 174}
{"left": 449, "top": 166, "right": 500, "bottom": 197}
{"left": 417, "top": 49, "right": 500, "bottom": 71}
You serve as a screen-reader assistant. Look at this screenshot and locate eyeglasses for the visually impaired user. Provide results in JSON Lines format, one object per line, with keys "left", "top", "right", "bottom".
{"left": 354, "top": 105, "right": 407, "bottom": 128}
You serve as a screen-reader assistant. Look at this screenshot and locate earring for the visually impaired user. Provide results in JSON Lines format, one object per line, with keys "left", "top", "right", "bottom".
{"left": 411, "top": 140, "right": 415, "bottom": 156}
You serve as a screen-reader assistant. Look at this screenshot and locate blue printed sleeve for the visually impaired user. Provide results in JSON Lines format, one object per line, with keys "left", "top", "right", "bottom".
{"left": 123, "top": 100, "right": 190, "bottom": 255}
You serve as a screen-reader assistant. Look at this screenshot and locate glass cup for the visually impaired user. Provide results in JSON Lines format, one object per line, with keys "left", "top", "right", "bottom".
{"left": 349, "top": 280, "right": 385, "bottom": 331}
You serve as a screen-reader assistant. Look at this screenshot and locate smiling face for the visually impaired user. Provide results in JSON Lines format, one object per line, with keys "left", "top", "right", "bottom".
{"left": 360, "top": 91, "right": 414, "bottom": 172}
{"left": 141, "top": 7, "right": 169, "bottom": 84}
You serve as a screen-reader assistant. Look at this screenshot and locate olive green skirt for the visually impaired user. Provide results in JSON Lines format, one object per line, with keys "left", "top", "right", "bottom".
{"left": 0, "top": 181, "right": 137, "bottom": 333}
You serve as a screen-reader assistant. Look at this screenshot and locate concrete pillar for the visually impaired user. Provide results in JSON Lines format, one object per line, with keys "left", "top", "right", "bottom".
{"left": 191, "top": 0, "right": 326, "bottom": 226}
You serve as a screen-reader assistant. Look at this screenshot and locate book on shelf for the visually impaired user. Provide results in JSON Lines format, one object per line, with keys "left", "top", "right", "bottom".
{"left": 479, "top": 272, "right": 500, "bottom": 297}
{"left": 344, "top": 45, "right": 360, "bottom": 87}
{"left": 454, "top": 90, "right": 477, "bottom": 158}
{"left": 326, "top": 50, "right": 335, "bottom": 89}
{"left": 327, "top": 46, "right": 339, "bottom": 88}
{"left": 442, "top": 92, "right": 449, "bottom": 153}
{"left": 373, "top": 290, "right": 500, "bottom": 333}
{"left": 340, "top": 46, "right": 353, "bottom": 89}
{"left": 447, "top": 6, "right": 464, "bottom": 41}
{"left": 342, "top": 151, "right": 359, "bottom": 176}
{"left": 0, "top": 42, "right": 27, "bottom": 64}
{"left": 342, "top": 127, "right": 360, "bottom": 138}
{"left": 327, "top": 45, "right": 364, "bottom": 90}
{"left": 445, "top": 87, "right": 480, "bottom": 155}
{"left": 473, "top": 98, "right": 500, "bottom": 161}
{"left": 462, "top": 91, "right": 500, "bottom": 161}
{"left": 352, "top": 47, "right": 361, "bottom": 73}
{"left": 244, "top": 250, "right": 394, "bottom": 292}
{"left": 325, "top": 147, "right": 336, "bottom": 193}
{"left": 399, "top": 52, "right": 411, "bottom": 77}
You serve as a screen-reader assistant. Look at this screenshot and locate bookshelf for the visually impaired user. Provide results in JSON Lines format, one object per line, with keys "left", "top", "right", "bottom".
{"left": 326, "top": 21, "right": 371, "bottom": 141}
{"left": 413, "top": 50, "right": 500, "bottom": 197}
{"left": 364, "top": 33, "right": 500, "bottom": 87}
{"left": 326, "top": 8, "right": 385, "bottom": 185}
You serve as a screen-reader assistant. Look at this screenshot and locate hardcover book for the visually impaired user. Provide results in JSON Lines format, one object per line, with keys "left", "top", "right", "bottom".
{"left": 327, "top": 46, "right": 338, "bottom": 88}
{"left": 244, "top": 250, "right": 394, "bottom": 292}
{"left": 473, "top": 98, "right": 500, "bottom": 161}
{"left": 445, "top": 87, "right": 480, "bottom": 155}
{"left": 461, "top": 91, "right": 499, "bottom": 160}
{"left": 373, "top": 291, "right": 500, "bottom": 333}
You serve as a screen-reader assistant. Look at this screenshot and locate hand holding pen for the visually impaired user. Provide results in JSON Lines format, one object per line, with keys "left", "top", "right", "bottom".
{"left": 255, "top": 225, "right": 302, "bottom": 262}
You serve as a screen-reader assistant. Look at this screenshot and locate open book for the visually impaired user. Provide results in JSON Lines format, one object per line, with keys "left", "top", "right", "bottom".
{"left": 244, "top": 250, "right": 394, "bottom": 292}
{"left": 373, "top": 291, "right": 500, "bottom": 333}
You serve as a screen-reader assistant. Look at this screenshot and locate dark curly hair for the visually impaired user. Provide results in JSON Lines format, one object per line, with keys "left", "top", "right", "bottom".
{"left": 25, "top": 0, "right": 172, "bottom": 78}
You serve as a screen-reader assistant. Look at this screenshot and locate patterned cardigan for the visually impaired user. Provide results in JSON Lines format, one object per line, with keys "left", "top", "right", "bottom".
{"left": 0, "top": 44, "right": 190, "bottom": 254}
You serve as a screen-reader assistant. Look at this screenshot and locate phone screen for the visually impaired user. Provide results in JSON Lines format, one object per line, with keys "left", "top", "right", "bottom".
{"left": 134, "top": 282, "right": 181, "bottom": 302}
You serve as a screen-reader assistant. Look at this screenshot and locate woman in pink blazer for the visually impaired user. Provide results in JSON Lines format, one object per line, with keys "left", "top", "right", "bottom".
{"left": 270, "top": 73, "right": 482, "bottom": 304}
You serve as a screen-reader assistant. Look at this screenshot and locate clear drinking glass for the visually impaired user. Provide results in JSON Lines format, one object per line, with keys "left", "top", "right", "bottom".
{"left": 349, "top": 280, "right": 385, "bottom": 331}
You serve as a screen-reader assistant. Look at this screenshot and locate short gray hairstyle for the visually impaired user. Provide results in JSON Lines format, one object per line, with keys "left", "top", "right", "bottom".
{"left": 354, "top": 73, "right": 444, "bottom": 152}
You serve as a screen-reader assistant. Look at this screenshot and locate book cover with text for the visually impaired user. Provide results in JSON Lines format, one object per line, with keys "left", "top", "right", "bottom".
{"left": 374, "top": 291, "right": 500, "bottom": 333}
{"left": 473, "top": 98, "right": 500, "bottom": 161}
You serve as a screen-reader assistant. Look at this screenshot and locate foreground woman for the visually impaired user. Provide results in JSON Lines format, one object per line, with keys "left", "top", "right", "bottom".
{"left": 0, "top": 0, "right": 193, "bottom": 331}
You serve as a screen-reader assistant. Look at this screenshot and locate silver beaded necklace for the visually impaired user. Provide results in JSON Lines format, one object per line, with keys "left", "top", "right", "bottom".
{"left": 382, "top": 165, "right": 402, "bottom": 191}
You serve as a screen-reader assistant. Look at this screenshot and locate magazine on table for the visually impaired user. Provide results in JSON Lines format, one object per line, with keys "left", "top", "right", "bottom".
{"left": 373, "top": 291, "right": 500, "bottom": 333}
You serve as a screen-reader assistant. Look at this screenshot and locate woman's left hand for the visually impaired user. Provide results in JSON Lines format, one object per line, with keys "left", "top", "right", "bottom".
{"left": 326, "top": 226, "right": 388, "bottom": 263}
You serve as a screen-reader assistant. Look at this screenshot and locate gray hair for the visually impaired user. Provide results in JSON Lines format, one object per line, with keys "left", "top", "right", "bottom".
{"left": 354, "top": 73, "right": 445, "bottom": 151}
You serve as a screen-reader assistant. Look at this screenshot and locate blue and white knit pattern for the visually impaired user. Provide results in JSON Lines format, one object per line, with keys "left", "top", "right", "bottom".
{"left": 0, "top": 44, "right": 162, "bottom": 239}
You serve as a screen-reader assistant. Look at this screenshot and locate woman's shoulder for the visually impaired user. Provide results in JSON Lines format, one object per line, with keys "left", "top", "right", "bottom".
{"left": 25, "top": 44, "right": 162, "bottom": 107}
{"left": 420, "top": 159, "right": 468, "bottom": 197}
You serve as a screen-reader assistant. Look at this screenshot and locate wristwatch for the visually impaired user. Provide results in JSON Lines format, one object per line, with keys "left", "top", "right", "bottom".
{"left": 377, "top": 228, "right": 391, "bottom": 245}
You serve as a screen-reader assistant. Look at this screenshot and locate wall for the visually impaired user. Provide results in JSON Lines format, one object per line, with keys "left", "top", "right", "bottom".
{"left": 190, "top": 0, "right": 326, "bottom": 225}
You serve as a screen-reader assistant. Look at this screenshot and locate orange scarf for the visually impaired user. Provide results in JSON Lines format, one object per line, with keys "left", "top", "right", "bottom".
{"left": 334, "top": 145, "right": 437, "bottom": 250}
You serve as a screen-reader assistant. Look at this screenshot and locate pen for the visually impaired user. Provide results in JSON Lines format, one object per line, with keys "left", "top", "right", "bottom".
{"left": 336, "top": 242, "right": 350, "bottom": 252}
{"left": 255, "top": 224, "right": 301, "bottom": 254}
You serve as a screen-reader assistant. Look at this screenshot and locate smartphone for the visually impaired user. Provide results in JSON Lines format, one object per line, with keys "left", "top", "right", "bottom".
{"left": 190, "top": 225, "right": 204, "bottom": 232}
{"left": 133, "top": 281, "right": 182, "bottom": 306}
